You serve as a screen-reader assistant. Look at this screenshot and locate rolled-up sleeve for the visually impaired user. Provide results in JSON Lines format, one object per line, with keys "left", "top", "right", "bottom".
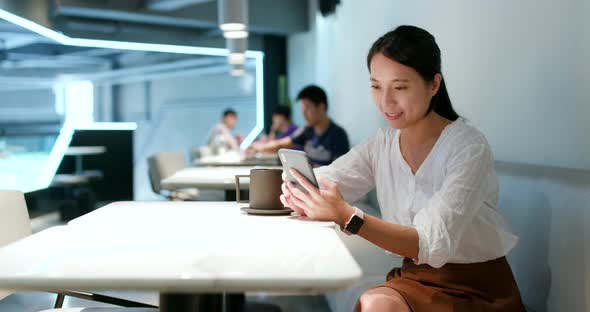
{"left": 314, "top": 134, "right": 378, "bottom": 203}
{"left": 412, "top": 143, "right": 492, "bottom": 268}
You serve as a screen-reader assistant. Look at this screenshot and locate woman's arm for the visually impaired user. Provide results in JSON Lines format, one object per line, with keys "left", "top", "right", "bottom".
{"left": 313, "top": 132, "right": 379, "bottom": 203}
{"left": 358, "top": 214, "right": 419, "bottom": 260}
{"left": 282, "top": 171, "right": 419, "bottom": 259}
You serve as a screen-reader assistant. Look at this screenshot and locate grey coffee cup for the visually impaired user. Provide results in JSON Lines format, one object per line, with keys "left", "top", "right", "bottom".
{"left": 235, "top": 168, "right": 283, "bottom": 209}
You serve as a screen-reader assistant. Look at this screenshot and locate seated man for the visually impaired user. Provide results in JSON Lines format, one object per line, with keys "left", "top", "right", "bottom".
{"left": 267, "top": 105, "right": 299, "bottom": 141}
{"left": 250, "top": 85, "right": 349, "bottom": 166}
{"left": 207, "top": 109, "right": 242, "bottom": 152}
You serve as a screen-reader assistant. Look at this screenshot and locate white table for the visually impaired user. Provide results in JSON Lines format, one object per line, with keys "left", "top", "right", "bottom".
{"left": 194, "top": 152, "right": 280, "bottom": 167}
{"left": 161, "top": 166, "right": 282, "bottom": 191}
{"left": 0, "top": 201, "right": 359, "bottom": 312}
{"left": 64, "top": 146, "right": 106, "bottom": 174}
{"left": 64, "top": 146, "right": 107, "bottom": 156}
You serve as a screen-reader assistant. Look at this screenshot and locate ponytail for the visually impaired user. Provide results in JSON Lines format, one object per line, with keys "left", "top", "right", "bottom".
{"left": 429, "top": 77, "right": 458, "bottom": 121}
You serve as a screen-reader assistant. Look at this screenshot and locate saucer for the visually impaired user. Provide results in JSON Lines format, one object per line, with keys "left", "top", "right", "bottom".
{"left": 240, "top": 207, "right": 293, "bottom": 215}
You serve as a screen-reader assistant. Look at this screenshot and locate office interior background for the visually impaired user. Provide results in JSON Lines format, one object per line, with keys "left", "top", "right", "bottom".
{"left": 0, "top": 0, "right": 588, "bottom": 311}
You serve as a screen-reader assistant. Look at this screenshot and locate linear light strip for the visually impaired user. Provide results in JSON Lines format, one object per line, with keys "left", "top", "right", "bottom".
{"left": 0, "top": 9, "right": 70, "bottom": 43}
{"left": 240, "top": 53, "right": 264, "bottom": 149}
{"left": 67, "top": 38, "right": 229, "bottom": 56}
{"left": 34, "top": 127, "right": 74, "bottom": 193}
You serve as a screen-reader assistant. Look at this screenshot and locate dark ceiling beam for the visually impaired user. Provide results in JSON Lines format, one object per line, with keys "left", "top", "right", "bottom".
{"left": 55, "top": 5, "right": 217, "bottom": 29}
{"left": 0, "top": 20, "right": 42, "bottom": 33}
{"left": 0, "top": 0, "right": 54, "bottom": 29}
{"left": 0, "top": 34, "right": 53, "bottom": 50}
{"left": 146, "top": 0, "right": 216, "bottom": 12}
{"left": 0, "top": 57, "right": 107, "bottom": 69}
{"left": 60, "top": 47, "right": 122, "bottom": 58}
{"left": 54, "top": 0, "right": 308, "bottom": 35}
{"left": 57, "top": 18, "right": 265, "bottom": 51}
{"left": 0, "top": 0, "right": 301, "bottom": 51}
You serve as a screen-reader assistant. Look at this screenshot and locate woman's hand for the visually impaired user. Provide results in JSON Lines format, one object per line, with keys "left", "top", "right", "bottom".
{"left": 280, "top": 172, "right": 306, "bottom": 216}
{"left": 280, "top": 169, "right": 355, "bottom": 227}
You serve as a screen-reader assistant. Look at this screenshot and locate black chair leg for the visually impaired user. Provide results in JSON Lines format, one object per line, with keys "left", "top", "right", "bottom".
{"left": 52, "top": 291, "right": 157, "bottom": 309}
{"left": 54, "top": 293, "right": 65, "bottom": 308}
{"left": 225, "top": 293, "right": 245, "bottom": 312}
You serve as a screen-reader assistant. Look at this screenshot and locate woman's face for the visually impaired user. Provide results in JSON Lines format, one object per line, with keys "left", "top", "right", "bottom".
{"left": 369, "top": 53, "right": 440, "bottom": 129}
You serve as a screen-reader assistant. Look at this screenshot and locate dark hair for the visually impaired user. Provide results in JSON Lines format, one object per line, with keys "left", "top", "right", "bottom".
{"left": 223, "top": 108, "right": 236, "bottom": 117}
{"left": 272, "top": 105, "right": 292, "bottom": 120}
{"left": 367, "top": 25, "right": 459, "bottom": 121}
{"left": 296, "top": 85, "right": 328, "bottom": 111}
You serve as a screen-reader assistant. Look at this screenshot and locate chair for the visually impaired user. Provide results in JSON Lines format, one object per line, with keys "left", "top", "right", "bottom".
{"left": 0, "top": 190, "right": 31, "bottom": 301}
{"left": 147, "top": 151, "right": 199, "bottom": 201}
{"left": 0, "top": 190, "right": 158, "bottom": 312}
{"left": 41, "top": 309, "right": 158, "bottom": 312}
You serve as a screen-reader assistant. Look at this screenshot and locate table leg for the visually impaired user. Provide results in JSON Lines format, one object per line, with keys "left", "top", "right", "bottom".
{"left": 225, "top": 293, "right": 245, "bottom": 312}
{"left": 224, "top": 190, "right": 248, "bottom": 201}
{"left": 75, "top": 155, "right": 83, "bottom": 174}
{"left": 159, "top": 293, "right": 223, "bottom": 312}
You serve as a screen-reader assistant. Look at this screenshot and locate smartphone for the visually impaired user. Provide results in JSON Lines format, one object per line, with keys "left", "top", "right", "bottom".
{"left": 278, "top": 148, "right": 319, "bottom": 193}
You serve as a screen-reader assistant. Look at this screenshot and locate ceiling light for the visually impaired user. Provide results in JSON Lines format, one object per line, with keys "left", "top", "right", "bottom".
{"left": 228, "top": 53, "right": 245, "bottom": 64}
{"left": 231, "top": 64, "right": 245, "bottom": 76}
{"left": 220, "top": 23, "right": 246, "bottom": 32}
{"left": 227, "top": 38, "right": 246, "bottom": 64}
{"left": 223, "top": 30, "right": 248, "bottom": 39}
{"left": 219, "top": 0, "right": 248, "bottom": 32}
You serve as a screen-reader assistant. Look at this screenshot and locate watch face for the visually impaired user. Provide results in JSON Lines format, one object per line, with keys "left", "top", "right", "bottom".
{"left": 346, "top": 215, "right": 364, "bottom": 234}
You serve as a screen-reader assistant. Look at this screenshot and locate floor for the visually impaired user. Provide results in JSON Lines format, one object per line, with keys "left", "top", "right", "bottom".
{"left": 1, "top": 204, "right": 332, "bottom": 312}
{"left": 0, "top": 291, "right": 331, "bottom": 312}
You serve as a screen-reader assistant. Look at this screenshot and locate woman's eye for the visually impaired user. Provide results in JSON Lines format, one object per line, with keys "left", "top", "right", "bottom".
{"left": 395, "top": 86, "right": 407, "bottom": 90}
{"left": 371, "top": 85, "right": 381, "bottom": 90}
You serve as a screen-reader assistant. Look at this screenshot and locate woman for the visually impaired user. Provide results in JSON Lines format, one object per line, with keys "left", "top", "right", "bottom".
{"left": 280, "top": 25, "right": 525, "bottom": 311}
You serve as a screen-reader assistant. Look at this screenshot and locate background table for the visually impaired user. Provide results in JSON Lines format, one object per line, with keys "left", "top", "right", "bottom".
{"left": 194, "top": 152, "right": 280, "bottom": 167}
{"left": 0, "top": 201, "right": 358, "bottom": 312}
{"left": 161, "top": 166, "right": 258, "bottom": 191}
{"left": 64, "top": 146, "right": 106, "bottom": 174}
{"left": 161, "top": 166, "right": 282, "bottom": 201}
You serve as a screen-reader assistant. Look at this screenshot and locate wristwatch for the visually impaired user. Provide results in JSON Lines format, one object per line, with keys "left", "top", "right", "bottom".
{"left": 342, "top": 207, "right": 365, "bottom": 235}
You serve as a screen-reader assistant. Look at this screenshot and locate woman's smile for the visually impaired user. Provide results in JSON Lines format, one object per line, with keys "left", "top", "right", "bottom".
{"left": 384, "top": 112, "right": 403, "bottom": 120}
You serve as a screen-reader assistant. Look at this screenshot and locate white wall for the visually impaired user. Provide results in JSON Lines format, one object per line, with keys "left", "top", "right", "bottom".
{"left": 288, "top": 0, "right": 590, "bottom": 171}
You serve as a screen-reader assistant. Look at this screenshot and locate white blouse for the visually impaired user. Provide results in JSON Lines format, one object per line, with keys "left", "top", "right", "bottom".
{"left": 315, "top": 118, "right": 518, "bottom": 268}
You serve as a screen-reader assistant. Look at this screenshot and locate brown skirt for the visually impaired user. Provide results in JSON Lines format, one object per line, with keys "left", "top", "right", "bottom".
{"left": 377, "top": 257, "right": 525, "bottom": 312}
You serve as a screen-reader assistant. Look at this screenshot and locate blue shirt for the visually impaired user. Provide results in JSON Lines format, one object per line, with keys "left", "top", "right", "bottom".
{"left": 290, "top": 120, "right": 350, "bottom": 166}
{"left": 276, "top": 124, "right": 298, "bottom": 140}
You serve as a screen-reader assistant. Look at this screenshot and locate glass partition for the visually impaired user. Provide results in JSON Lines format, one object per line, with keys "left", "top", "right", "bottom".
{"left": 0, "top": 130, "right": 66, "bottom": 193}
